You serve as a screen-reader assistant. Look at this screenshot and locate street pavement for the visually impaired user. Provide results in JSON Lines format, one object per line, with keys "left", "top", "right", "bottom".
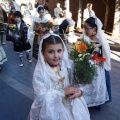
{"left": 0, "top": 41, "right": 120, "bottom": 120}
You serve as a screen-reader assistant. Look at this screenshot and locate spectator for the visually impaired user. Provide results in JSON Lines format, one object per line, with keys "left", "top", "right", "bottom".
{"left": 83, "top": 3, "right": 95, "bottom": 21}
{"left": 54, "top": 3, "right": 63, "bottom": 18}
{"left": 58, "top": 11, "right": 75, "bottom": 34}
{"left": 34, "top": 0, "right": 39, "bottom": 8}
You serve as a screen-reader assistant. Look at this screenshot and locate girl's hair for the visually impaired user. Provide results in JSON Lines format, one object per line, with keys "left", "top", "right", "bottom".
{"left": 85, "top": 17, "right": 97, "bottom": 32}
{"left": 37, "top": 6, "right": 44, "bottom": 13}
{"left": 14, "top": 11, "right": 23, "bottom": 18}
{"left": 42, "top": 35, "right": 64, "bottom": 51}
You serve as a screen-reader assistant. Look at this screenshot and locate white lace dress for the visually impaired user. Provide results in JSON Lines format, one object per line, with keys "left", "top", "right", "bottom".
{"left": 0, "top": 43, "right": 7, "bottom": 65}
{"left": 78, "top": 37, "right": 109, "bottom": 107}
{"left": 30, "top": 61, "right": 90, "bottom": 120}
{"left": 79, "top": 66, "right": 109, "bottom": 107}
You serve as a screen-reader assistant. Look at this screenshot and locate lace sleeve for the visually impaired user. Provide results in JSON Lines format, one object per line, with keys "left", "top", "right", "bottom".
{"left": 30, "top": 75, "right": 65, "bottom": 120}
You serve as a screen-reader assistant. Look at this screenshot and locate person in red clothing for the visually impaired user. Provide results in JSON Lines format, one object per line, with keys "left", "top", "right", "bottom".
{"left": 7, "top": 8, "right": 16, "bottom": 24}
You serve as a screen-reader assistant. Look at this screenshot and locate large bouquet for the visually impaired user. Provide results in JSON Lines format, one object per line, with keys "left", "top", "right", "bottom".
{"left": 42, "top": 21, "right": 53, "bottom": 29}
{"left": 70, "top": 38, "right": 106, "bottom": 84}
{"left": 9, "top": 24, "right": 20, "bottom": 40}
{"left": 9, "top": 24, "right": 18, "bottom": 34}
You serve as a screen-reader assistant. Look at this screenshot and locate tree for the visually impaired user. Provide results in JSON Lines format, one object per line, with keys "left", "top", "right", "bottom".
{"left": 102, "top": 0, "right": 109, "bottom": 30}
{"left": 112, "top": 0, "right": 120, "bottom": 38}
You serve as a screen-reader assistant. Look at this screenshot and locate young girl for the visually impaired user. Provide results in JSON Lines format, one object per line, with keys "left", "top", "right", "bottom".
{"left": 6, "top": 11, "right": 32, "bottom": 67}
{"left": 29, "top": 33, "right": 90, "bottom": 120}
{"left": 79, "top": 16, "right": 111, "bottom": 109}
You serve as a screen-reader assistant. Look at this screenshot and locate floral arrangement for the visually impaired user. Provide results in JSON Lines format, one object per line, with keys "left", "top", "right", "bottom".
{"left": 9, "top": 24, "right": 18, "bottom": 34}
{"left": 42, "top": 21, "right": 53, "bottom": 29}
{"left": 70, "top": 38, "right": 106, "bottom": 84}
{"left": 9, "top": 24, "right": 20, "bottom": 40}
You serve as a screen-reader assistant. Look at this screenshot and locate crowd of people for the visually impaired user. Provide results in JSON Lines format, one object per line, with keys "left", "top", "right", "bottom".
{"left": 0, "top": 1, "right": 111, "bottom": 120}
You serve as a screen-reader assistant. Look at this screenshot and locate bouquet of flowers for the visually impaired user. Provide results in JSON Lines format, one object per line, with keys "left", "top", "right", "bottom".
{"left": 9, "top": 24, "right": 18, "bottom": 34}
{"left": 70, "top": 38, "right": 106, "bottom": 84}
{"left": 9, "top": 24, "right": 20, "bottom": 40}
{"left": 42, "top": 21, "right": 53, "bottom": 28}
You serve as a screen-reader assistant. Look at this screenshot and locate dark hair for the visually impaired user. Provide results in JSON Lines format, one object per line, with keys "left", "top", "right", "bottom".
{"left": 37, "top": 6, "right": 44, "bottom": 13}
{"left": 42, "top": 35, "right": 64, "bottom": 51}
{"left": 85, "top": 17, "right": 97, "bottom": 32}
{"left": 14, "top": 11, "right": 23, "bottom": 18}
{"left": 21, "top": 3, "right": 27, "bottom": 7}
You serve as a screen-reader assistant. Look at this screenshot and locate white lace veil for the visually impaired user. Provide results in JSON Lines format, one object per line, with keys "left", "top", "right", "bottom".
{"left": 81, "top": 16, "right": 111, "bottom": 71}
{"left": 36, "top": 5, "right": 45, "bottom": 17}
{"left": 33, "top": 33, "right": 72, "bottom": 84}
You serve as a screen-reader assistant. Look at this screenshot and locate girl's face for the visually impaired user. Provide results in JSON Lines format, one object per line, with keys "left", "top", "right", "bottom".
{"left": 38, "top": 10, "right": 44, "bottom": 16}
{"left": 15, "top": 17, "right": 21, "bottom": 23}
{"left": 43, "top": 43, "right": 64, "bottom": 66}
{"left": 83, "top": 22, "right": 96, "bottom": 37}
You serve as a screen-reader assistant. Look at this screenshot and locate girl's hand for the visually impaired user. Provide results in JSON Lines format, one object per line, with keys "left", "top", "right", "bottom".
{"left": 64, "top": 87, "right": 78, "bottom": 96}
{"left": 68, "top": 89, "right": 82, "bottom": 99}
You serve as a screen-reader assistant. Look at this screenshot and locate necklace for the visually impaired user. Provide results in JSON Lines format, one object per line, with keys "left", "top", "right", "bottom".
{"left": 52, "top": 65, "right": 65, "bottom": 88}
{"left": 52, "top": 65, "right": 60, "bottom": 73}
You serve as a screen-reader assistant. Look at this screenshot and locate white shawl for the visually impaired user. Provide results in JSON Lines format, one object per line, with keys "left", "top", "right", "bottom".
{"left": 30, "top": 33, "right": 90, "bottom": 120}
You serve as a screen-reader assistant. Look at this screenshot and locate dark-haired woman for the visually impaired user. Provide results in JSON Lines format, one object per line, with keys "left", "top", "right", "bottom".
{"left": 79, "top": 16, "right": 111, "bottom": 110}
{"left": 6, "top": 11, "right": 32, "bottom": 67}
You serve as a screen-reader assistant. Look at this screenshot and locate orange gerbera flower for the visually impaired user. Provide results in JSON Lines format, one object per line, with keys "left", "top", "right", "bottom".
{"left": 9, "top": 24, "right": 14, "bottom": 27}
{"left": 76, "top": 44, "right": 87, "bottom": 53}
{"left": 47, "top": 21, "right": 51, "bottom": 24}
